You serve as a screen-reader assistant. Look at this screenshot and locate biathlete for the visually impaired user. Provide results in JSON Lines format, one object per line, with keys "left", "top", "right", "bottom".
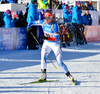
{"left": 39, "top": 11, "right": 74, "bottom": 82}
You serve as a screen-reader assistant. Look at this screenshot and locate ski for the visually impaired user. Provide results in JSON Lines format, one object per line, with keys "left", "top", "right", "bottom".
{"left": 71, "top": 79, "right": 76, "bottom": 85}
{"left": 18, "top": 80, "right": 59, "bottom": 85}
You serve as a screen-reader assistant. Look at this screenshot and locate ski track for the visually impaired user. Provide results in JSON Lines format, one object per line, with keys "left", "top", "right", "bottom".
{"left": 0, "top": 42, "right": 100, "bottom": 94}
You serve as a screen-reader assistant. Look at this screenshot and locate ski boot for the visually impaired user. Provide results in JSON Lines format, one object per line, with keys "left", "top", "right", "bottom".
{"left": 39, "top": 69, "right": 47, "bottom": 81}
{"left": 66, "top": 72, "right": 74, "bottom": 81}
{"left": 66, "top": 72, "right": 76, "bottom": 85}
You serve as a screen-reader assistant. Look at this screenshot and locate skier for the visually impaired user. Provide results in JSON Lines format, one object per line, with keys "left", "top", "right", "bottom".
{"left": 39, "top": 10, "right": 74, "bottom": 82}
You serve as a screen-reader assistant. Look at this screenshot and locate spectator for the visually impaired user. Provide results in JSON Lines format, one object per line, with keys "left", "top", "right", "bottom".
{"left": 24, "top": 3, "right": 29, "bottom": 21}
{"left": 71, "top": 1, "right": 83, "bottom": 25}
{"left": 84, "top": 2, "right": 89, "bottom": 10}
{"left": 63, "top": 6, "right": 72, "bottom": 23}
{"left": 27, "top": 0, "right": 39, "bottom": 23}
{"left": 27, "top": 0, "right": 39, "bottom": 50}
{"left": 39, "top": 9, "right": 45, "bottom": 20}
{"left": 69, "top": 5, "right": 74, "bottom": 14}
{"left": 80, "top": 1, "right": 84, "bottom": 10}
{"left": 62, "top": 3, "right": 67, "bottom": 19}
{"left": 25, "top": 3, "right": 29, "bottom": 10}
{"left": 15, "top": 0, "right": 18, "bottom": 3}
{"left": 62, "top": 3, "right": 66, "bottom": 9}
{"left": 58, "top": 1, "right": 62, "bottom": 9}
{"left": 15, "top": 10, "right": 27, "bottom": 27}
{"left": 1, "top": 0, "right": 8, "bottom": 3}
{"left": 43, "top": 0, "right": 46, "bottom": 4}
{"left": 55, "top": 0, "right": 59, "bottom": 5}
{"left": 7, "top": 0, "right": 15, "bottom": 3}
{"left": 17, "top": 11, "right": 24, "bottom": 21}
{"left": 88, "top": 1, "right": 95, "bottom": 10}
{"left": 38, "top": 0, "right": 47, "bottom": 9}
{"left": 3, "top": 9, "right": 17, "bottom": 28}
{"left": 69, "top": 5, "right": 74, "bottom": 10}
{"left": 45, "top": 8, "right": 51, "bottom": 12}
{"left": 0, "top": 18, "right": 4, "bottom": 27}
{"left": 82, "top": 10, "right": 92, "bottom": 25}
{"left": 54, "top": 3, "right": 59, "bottom": 9}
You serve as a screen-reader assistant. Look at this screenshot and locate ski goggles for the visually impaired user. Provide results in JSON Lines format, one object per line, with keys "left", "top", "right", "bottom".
{"left": 44, "top": 16, "right": 53, "bottom": 20}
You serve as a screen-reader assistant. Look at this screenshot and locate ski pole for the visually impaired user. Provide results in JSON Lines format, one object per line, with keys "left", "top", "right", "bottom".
{"left": 30, "top": 32, "right": 57, "bottom": 69}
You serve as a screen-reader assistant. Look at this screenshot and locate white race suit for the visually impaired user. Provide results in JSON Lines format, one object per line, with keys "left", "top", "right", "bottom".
{"left": 41, "top": 21, "right": 69, "bottom": 73}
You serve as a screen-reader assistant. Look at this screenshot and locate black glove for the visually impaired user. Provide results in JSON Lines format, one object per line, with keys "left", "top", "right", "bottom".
{"left": 41, "top": 35, "right": 48, "bottom": 40}
{"left": 14, "top": 18, "right": 16, "bottom": 21}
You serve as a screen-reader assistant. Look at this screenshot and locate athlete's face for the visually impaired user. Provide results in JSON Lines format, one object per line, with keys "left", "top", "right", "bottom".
{"left": 45, "top": 18, "right": 52, "bottom": 24}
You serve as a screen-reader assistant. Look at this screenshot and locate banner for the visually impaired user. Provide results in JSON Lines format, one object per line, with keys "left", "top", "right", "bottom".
{"left": 0, "top": 27, "right": 27, "bottom": 51}
{"left": 85, "top": 25, "right": 100, "bottom": 42}
{"left": 0, "top": 28, "right": 14, "bottom": 51}
{"left": 16, "top": 28, "right": 27, "bottom": 50}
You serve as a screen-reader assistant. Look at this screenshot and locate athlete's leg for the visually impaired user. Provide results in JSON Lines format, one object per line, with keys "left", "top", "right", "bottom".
{"left": 41, "top": 41, "right": 51, "bottom": 70}
{"left": 50, "top": 43, "right": 74, "bottom": 80}
{"left": 55, "top": 47, "right": 69, "bottom": 73}
{"left": 39, "top": 41, "right": 51, "bottom": 80}
{"left": 49, "top": 42, "right": 69, "bottom": 73}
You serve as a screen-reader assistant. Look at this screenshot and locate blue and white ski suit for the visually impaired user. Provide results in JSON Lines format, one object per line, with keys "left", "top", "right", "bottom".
{"left": 41, "top": 21, "right": 69, "bottom": 73}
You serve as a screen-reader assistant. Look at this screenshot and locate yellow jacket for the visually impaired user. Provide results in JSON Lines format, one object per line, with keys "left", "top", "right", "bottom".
{"left": 38, "top": 0, "right": 47, "bottom": 9}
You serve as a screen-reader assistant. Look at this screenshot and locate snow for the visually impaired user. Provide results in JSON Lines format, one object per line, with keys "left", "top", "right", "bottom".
{"left": 0, "top": 42, "right": 100, "bottom": 94}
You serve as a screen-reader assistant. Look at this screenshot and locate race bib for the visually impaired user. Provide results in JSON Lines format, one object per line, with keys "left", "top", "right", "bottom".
{"left": 44, "top": 32, "right": 53, "bottom": 38}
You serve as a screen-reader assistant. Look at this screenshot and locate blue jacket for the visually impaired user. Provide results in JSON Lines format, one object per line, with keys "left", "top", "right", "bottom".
{"left": 82, "top": 14, "right": 92, "bottom": 25}
{"left": 89, "top": 5, "right": 95, "bottom": 10}
{"left": 71, "top": 5, "right": 83, "bottom": 25}
{"left": 62, "top": 4, "right": 65, "bottom": 9}
{"left": 3, "top": 13, "right": 15, "bottom": 28}
{"left": 27, "top": 2, "right": 39, "bottom": 23}
{"left": 7, "top": 0, "right": 15, "bottom": 3}
{"left": 43, "top": 0, "right": 46, "bottom": 4}
{"left": 39, "top": 12, "right": 44, "bottom": 20}
{"left": 63, "top": 10, "right": 72, "bottom": 23}
{"left": 62, "top": 5, "right": 66, "bottom": 13}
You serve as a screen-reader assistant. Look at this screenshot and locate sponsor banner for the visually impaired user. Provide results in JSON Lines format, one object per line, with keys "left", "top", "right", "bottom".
{"left": 85, "top": 25, "right": 99, "bottom": 42}
{"left": 98, "top": 26, "right": 100, "bottom": 41}
{"left": 16, "top": 28, "right": 27, "bottom": 50}
{"left": 0, "top": 27, "right": 27, "bottom": 51}
{"left": 0, "top": 28, "right": 14, "bottom": 51}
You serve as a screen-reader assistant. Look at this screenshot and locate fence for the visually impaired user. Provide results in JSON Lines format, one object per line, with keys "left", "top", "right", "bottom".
{"left": 0, "top": 27, "right": 27, "bottom": 51}
{"left": 85, "top": 25, "right": 100, "bottom": 42}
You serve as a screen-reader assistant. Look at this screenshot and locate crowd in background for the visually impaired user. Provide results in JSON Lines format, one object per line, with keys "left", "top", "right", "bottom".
{"left": 0, "top": 0, "right": 97, "bottom": 49}
{"left": 52, "top": 0, "right": 95, "bottom": 10}
{"left": 0, "top": 0, "right": 95, "bottom": 28}
{"left": 63, "top": 1, "right": 93, "bottom": 25}
{"left": 0, "top": 0, "right": 18, "bottom": 3}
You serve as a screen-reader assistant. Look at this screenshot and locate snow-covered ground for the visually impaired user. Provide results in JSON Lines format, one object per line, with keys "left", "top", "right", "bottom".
{"left": 0, "top": 42, "right": 100, "bottom": 94}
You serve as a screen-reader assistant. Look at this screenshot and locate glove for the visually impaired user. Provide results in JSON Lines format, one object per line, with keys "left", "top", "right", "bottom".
{"left": 14, "top": 18, "right": 16, "bottom": 21}
{"left": 41, "top": 35, "right": 48, "bottom": 40}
